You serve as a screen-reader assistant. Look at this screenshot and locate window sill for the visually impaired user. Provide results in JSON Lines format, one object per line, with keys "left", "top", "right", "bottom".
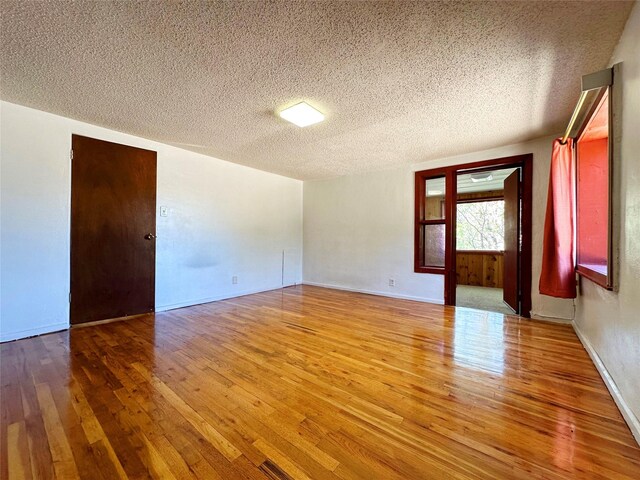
{"left": 576, "top": 264, "right": 613, "bottom": 290}
{"left": 415, "top": 266, "right": 446, "bottom": 275}
{"left": 456, "top": 250, "right": 504, "bottom": 255}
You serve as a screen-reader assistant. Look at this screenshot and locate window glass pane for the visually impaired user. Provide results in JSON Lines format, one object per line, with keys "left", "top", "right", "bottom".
{"left": 423, "top": 224, "right": 445, "bottom": 267}
{"left": 425, "top": 177, "right": 445, "bottom": 220}
{"left": 456, "top": 201, "right": 505, "bottom": 251}
{"left": 577, "top": 90, "right": 609, "bottom": 276}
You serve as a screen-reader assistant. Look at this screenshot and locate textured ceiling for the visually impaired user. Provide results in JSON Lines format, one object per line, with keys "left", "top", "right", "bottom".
{"left": 0, "top": 1, "right": 633, "bottom": 180}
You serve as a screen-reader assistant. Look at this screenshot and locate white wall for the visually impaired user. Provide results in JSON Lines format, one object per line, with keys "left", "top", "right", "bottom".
{"left": 304, "top": 135, "right": 575, "bottom": 320}
{"left": 304, "top": 168, "right": 445, "bottom": 304}
{"left": 0, "top": 101, "right": 303, "bottom": 341}
{"left": 573, "top": 5, "right": 640, "bottom": 438}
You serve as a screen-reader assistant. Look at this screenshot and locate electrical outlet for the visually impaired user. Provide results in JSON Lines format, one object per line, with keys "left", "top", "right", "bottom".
{"left": 389, "top": 278, "right": 395, "bottom": 287}
{"left": 232, "top": 276, "right": 238, "bottom": 284}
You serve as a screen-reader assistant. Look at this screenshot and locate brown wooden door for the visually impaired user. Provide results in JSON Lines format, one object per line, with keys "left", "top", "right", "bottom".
{"left": 70, "top": 135, "right": 157, "bottom": 325}
{"left": 503, "top": 169, "right": 520, "bottom": 313}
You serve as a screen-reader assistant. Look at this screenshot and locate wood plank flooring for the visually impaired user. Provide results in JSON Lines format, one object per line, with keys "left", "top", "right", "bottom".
{"left": 1, "top": 285, "right": 639, "bottom": 479}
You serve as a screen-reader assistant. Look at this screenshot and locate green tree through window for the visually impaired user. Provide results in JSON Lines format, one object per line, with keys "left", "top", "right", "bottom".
{"left": 457, "top": 201, "right": 504, "bottom": 250}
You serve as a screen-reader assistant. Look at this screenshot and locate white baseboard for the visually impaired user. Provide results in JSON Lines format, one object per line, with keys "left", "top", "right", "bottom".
{"left": 530, "top": 312, "right": 573, "bottom": 324}
{"left": 155, "top": 285, "right": 288, "bottom": 312}
{"left": 302, "top": 281, "right": 444, "bottom": 305}
{"left": 572, "top": 321, "right": 640, "bottom": 445}
{"left": 0, "top": 322, "right": 69, "bottom": 343}
{"left": 1, "top": 286, "right": 290, "bottom": 342}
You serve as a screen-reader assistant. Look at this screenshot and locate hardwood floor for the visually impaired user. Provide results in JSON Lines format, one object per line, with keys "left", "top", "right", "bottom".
{"left": 2, "top": 285, "right": 639, "bottom": 479}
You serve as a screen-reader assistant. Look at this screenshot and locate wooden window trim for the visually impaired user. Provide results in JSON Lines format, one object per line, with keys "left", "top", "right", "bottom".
{"left": 418, "top": 220, "right": 446, "bottom": 226}
{"left": 414, "top": 170, "right": 453, "bottom": 275}
{"left": 456, "top": 195, "right": 504, "bottom": 204}
{"left": 456, "top": 250, "right": 504, "bottom": 255}
{"left": 576, "top": 265, "right": 609, "bottom": 289}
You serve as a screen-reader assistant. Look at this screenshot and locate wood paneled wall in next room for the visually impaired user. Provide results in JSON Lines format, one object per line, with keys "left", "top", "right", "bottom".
{"left": 456, "top": 251, "right": 504, "bottom": 288}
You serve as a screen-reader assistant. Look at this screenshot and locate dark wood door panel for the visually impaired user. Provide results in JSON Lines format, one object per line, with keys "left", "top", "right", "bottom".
{"left": 503, "top": 169, "right": 520, "bottom": 313}
{"left": 70, "top": 135, "right": 157, "bottom": 325}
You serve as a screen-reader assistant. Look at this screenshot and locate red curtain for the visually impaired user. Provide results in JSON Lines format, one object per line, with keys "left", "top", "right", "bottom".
{"left": 539, "top": 138, "right": 576, "bottom": 298}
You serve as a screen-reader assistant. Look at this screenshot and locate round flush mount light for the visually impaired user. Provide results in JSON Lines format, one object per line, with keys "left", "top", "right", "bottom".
{"left": 278, "top": 102, "right": 325, "bottom": 127}
{"left": 470, "top": 172, "right": 493, "bottom": 182}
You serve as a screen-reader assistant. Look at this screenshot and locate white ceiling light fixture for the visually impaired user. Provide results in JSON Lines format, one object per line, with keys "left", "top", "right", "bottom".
{"left": 278, "top": 102, "right": 325, "bottom": 127}
{"left": 427, "top": 189, "right": 443, "bottom": 196}
{"left": 470, "top": 172, "right": 493, "bottom": 183}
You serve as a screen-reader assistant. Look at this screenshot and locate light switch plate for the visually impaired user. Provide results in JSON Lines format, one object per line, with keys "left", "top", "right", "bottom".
{"left": 160, "top": 206, "right": 168, "bottom": 217}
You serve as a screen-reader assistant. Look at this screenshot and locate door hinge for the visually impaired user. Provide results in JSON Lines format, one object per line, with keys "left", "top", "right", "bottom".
{"left": 70, "top": 149, "right": 74, "bottom": 160}
{"left": 69, "top": 292, "right": 71, "bottom": 303}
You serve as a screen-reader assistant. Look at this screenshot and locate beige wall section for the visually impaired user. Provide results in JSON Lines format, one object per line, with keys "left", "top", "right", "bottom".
{"left": 304, "top": 168, "right": 446, "bottom": 304}
{"left": 573, "top": 4, "right": 640, "bottom": 435}
{"left": 304, "top": 134, "right": 575, "bottom": 320}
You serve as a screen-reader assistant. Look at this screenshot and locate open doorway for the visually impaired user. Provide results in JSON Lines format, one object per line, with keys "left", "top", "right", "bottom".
{"left": 455, "top": 168, "right": 517, "bottom": 315}
{"left": 415, "top": 154, "right": 532, "bottom": 317}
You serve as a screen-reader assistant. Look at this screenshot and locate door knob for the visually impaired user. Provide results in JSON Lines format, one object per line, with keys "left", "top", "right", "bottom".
{"left": 144, "top": 233, "right": 156, "bottom": 240}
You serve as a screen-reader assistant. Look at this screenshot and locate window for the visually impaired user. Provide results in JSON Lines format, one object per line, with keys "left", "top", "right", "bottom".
{"left": 456, "top": 200, "right": 504, "bottom": 251}
{"left": 576, "top": 88, "right": 613, "bottom": 288}
{"left": 419, "top": 176, "right": 447, "bottom": 269}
